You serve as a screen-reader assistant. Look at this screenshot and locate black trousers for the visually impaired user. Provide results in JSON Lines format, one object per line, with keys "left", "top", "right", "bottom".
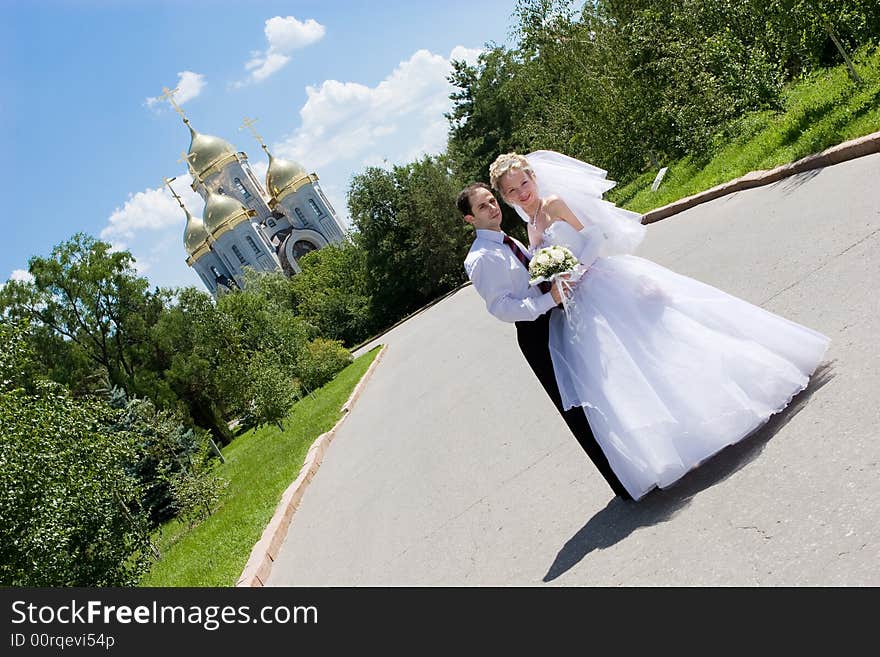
{"left": 515, "top": 311, "right": 633, "bottom": 500}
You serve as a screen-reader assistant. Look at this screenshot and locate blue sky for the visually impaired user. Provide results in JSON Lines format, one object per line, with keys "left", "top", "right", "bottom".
{"left": 2, "top": 0, "right": 519, "bottom": 290}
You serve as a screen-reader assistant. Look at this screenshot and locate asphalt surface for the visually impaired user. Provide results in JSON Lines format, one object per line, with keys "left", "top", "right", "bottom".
{"left": 266, "top": 153, "right": 880, "bottom": 586}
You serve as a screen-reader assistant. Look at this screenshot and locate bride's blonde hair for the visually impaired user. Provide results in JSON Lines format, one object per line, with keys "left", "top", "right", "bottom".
{"left": 489, "top": 152, "right": 534, "bottom": 200}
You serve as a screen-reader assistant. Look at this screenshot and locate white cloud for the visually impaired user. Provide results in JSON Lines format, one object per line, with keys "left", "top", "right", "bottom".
{"left": 275, "top": 46, "right": 483, "bottom": 171}
{"left": 101, "top": 175, "right": 203, "bottom": 244}
{"left": 237, "top": 16, "right": 325, "bottom": 86}
{"left": 404, "top": 118, "right": 449, "bottom": 162}
{"left": 450, "top": 45, "right": 482, "bottom": 67}
{"left": 100, "top": 175, "right": 206, "bottom": 290}
{"left": 265, "top": 15, "right": 325, "bottom": 52}
{"left": 245, "top": 52, "right": 291, "bottom": 83}
{"left": 1, "top": 268, "right": 34, "bottom": 292}
{"left": 146, "top": 71, "right": 206, "bottom": 108}
{"left": 9, "top": 269, "right": 34, "bottom": 283}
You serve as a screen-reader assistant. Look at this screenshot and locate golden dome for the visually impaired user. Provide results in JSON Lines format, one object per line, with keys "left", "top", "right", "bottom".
{"left": 265, "top": 151, "right": 308, "bottom": 200}
{"left": 186, "top": 122, "right": 237, "bottom": 179}
{"left": 203, "top": 188, "right": 251, "bottom": 235}
{"left": 183, "top": 207, "right": 209, "bottom": 254}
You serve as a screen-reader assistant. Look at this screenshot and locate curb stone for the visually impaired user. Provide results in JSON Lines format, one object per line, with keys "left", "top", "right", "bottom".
{"left": 641, "top": 131, "right": 880, "bottom": 224}
{"left": 235, "top": 344, "right": 389, "bottom": 587}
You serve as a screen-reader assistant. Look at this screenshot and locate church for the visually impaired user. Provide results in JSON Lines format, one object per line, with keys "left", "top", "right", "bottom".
{"left": 164, "top": 92, "right": 346, "bottom": 295}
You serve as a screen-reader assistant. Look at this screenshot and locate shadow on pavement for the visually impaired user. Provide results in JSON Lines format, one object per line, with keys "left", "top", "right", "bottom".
{"left": 775, "top": 168, "right": 823, "bottom": 194}
{"left": 542, "top": 360, "right": 836, "bottom": 583}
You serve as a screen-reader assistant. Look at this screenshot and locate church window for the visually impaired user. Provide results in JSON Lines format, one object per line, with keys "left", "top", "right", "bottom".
{"left": 231, "top": 245, "right": 247, "bottom": 265}
{"left": 308, "top": 198, "right": 324, "bottom": 217}
{"left": 234, "top": 177, "right": 252, "bottom": 200}
{"left": 315, "top": 185, "right": 334, "bottom": 212}
{"left": 246, "top": 235, "right": 261, "bottom": 255}
{"left": 294, "top": 207, "right": 306, "bottom": 224}
{"left": 267, "top": 218, "right": 276, "bottom": 227}
{"left": 217, "top": 186, "right": 225, "bottom": 195}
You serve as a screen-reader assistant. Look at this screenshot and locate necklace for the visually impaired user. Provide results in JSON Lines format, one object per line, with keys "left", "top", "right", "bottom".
{"left": 528, "top": 199, "right": 543, "bottom": 228}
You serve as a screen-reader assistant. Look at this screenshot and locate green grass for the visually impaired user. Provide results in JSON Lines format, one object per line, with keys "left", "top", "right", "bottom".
{"left": 139, "top": 345, "right": 382, "bottom": 586}
{"left": 608, "top": 47, "right": 880, "bottom": 214}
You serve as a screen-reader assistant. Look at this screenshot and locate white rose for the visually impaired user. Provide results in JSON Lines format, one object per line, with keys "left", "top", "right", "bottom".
{"left": 537, "top": 253, "right": 551, "bottom": 265}
{"left": 551, "top": 248, "right": 564, "bottom": 262}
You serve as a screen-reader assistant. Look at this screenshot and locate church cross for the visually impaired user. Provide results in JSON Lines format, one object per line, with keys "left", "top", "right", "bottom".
{"left": 240, "top": 116, "right": 270, "bottom": 154}
{"left": 178, "top": 150, "right": 205, "bottom": 187}
{"left": 162, "top": 176, "right": 185, "bottom": 209}
{"left": 161, "top": 86, "right": 189, "bottom": 122}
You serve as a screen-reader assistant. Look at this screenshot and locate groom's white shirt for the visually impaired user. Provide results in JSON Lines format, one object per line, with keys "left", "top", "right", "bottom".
{"left": 465, "top": 228, "right": 556, "bottom": 323}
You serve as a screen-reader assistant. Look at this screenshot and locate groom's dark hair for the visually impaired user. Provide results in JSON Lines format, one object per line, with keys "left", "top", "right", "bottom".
{"left": 456, "top": 182, "right": 492, "bottom": 217}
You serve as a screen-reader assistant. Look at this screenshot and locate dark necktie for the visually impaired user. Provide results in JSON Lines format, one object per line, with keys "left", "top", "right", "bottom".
{"left": 503, "top": 234, "right": 531, "bottom": 269}
{"left": 503, "top": 235, "right": 552, "bottom": 293}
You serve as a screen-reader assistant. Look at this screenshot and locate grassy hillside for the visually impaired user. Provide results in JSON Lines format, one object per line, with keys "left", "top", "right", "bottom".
{"left": 140, "top": 346, "right": 382, "bottom": 587}
{"left": 608, "top": 47, "right": 880, "bottom": 213}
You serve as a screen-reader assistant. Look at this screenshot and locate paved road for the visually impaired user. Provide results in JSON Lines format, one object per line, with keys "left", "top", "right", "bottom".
{"left": 267, "top": 153, "right": 880, "bottom": 586}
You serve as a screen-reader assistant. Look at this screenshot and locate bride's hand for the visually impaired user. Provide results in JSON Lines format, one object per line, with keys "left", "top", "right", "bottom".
{"left": 550, "top": 273, "right": 576, "bottom": 304}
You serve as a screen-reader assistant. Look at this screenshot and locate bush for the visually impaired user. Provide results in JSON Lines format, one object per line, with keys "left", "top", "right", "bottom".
{"left": 0, "top": 383, "right": 151, "bottom": 586}
{"left": 168, "top": 440, "right": 228, "bottom": 529}
{"left": 112, "top": 397, "right": 210, "bottom": 527}
{"left": 295, "top": 338, "right": 353, "bottom": 392}
{"left": 238, "top": 351, "right": 301, "bottom": 430}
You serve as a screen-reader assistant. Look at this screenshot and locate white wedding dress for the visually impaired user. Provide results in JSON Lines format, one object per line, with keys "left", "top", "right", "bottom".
{"left": 541, "top": 219, "right": 830, "bottom": 500}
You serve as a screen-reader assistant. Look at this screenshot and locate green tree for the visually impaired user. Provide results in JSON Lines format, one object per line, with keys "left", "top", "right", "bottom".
{"left": 215, "top": 279, "right": 313, "bottom": 379}
{"left": 0, "top": 318, "right": 36, "bottom": 393}
{"left": 114, "top": 396, "right": 225, "bottom": 527}
{"left": 151, "top": 287, "right": 235, "bottom": 444}
{"left": 0, "top": 234, "right": 164, "bottom": 397}
{"left": 447, "top": 0, "right": 880, "bottom": 188}
{"left": 348, "top": 155, "right": 471, "bottom": 326}
{"left": 153, "top": 279, "right": 314, "bottom": 440}
{"left": 167, "top": 454, "right": 228, "bottom": 529}
{"left": 240, "top": 269, "right": 300, "bottom": 315}
{"left": 240, "top": 351, "right": 300, "bottom": 430}
{"left": 447, "top": 46, "right": 531, "bottom": 187}
{"left": 0, "top": 383, "right": 151, "bottom": 586}
{"left": 288, "top": 242, "right": 375, "bottom": 347}
{"left": 761, "top": 0, "right": 880, "bottom": 77}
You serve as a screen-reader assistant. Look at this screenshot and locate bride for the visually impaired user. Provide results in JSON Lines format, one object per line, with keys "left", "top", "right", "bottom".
{"left": 489, "top": 151, "right": 830, "bottom": 501}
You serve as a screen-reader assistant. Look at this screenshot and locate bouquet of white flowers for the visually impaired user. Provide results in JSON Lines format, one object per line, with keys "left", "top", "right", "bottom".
{"left": 528, "top": 245, "right": 579, "bottom": 286}
{"left": 529, "top": 244, "right": 586, "bottom": 335}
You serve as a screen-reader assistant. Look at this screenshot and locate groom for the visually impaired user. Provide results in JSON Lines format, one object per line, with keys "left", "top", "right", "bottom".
{"left": 457, "top": 182, "right": 633, "bottom": 501}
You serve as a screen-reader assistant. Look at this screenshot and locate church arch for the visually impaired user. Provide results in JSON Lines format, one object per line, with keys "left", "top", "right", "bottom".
{"left": 278, "top": 228, "right": 329, "bottom": 275}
